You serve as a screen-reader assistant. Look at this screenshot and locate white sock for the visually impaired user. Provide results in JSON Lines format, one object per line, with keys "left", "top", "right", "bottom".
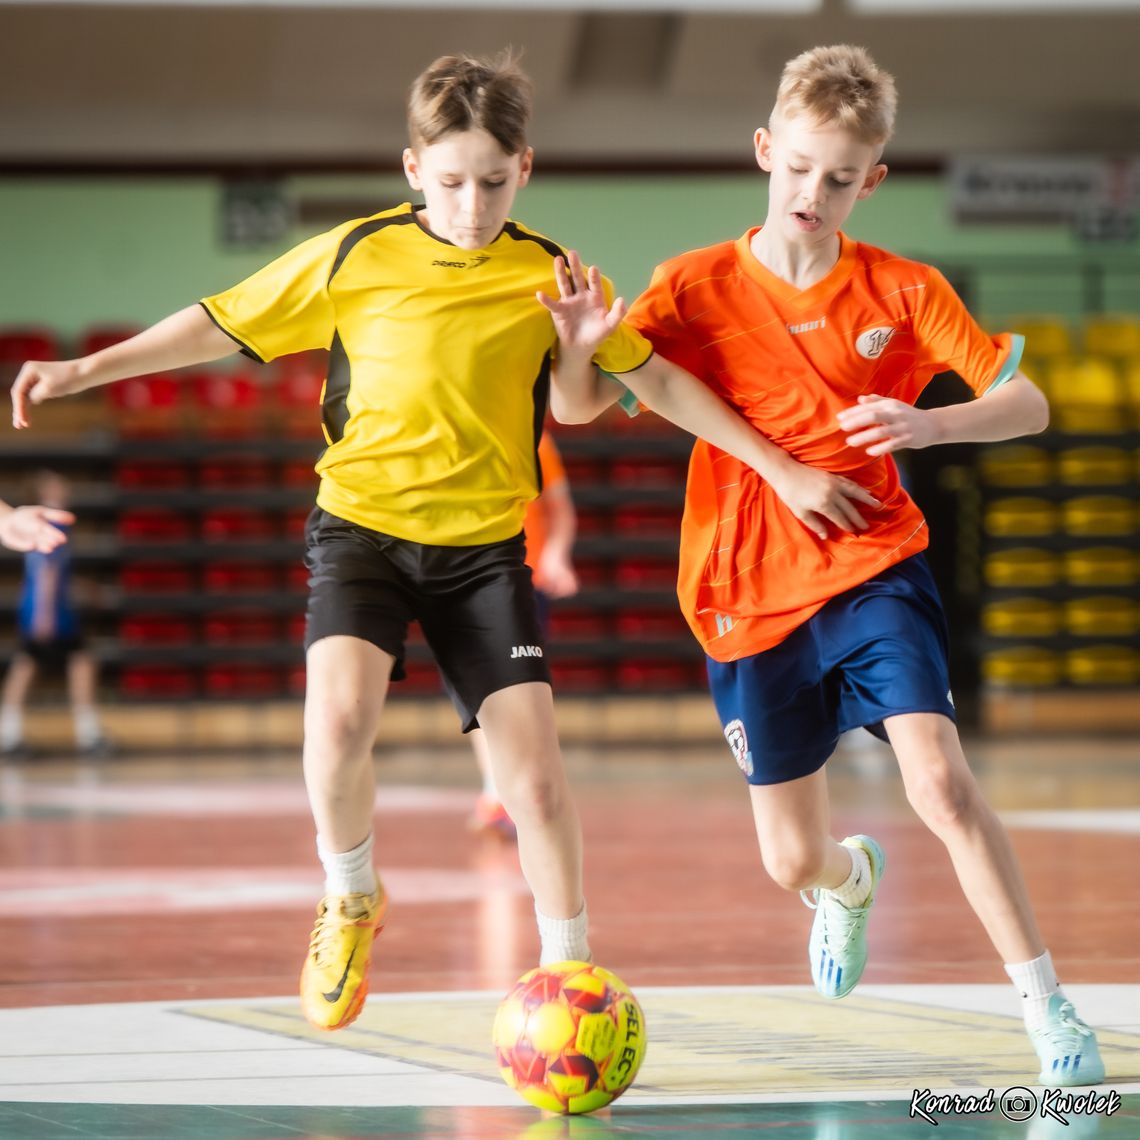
{"left": 316, "top": 833, "right": 377, "bottom": 897}
{"left": 0, "top": 706, "right": 23, "bottom": 750}
{"left": 536, "top": 902, "right": 590, "bottom": 966}
{"left": 1005, "top": 950, "right": 1061, "bottom": 1029}
{"left": 830, "top": 845, "right": 872, "bottom": 908}
{"left": 73, "top": 706, "right": 102, "bottom": 749}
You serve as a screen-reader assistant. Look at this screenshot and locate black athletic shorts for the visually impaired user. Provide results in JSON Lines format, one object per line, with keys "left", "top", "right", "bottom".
{"left": 302, "top": 507, "right": 551, "bottom": 731}
{"left": 19, "top": 636, "right": 85, "bottom": 671}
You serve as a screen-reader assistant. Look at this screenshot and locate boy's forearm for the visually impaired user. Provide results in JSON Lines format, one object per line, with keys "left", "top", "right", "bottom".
{"left": 549, "top": 349, "right": 621, "bottom": 424}
{"left": 928, "top": 374, "right": 1049, "bottom": 445}
{"left": 622, "top": 355, "right": 798, "bottom": 482}
{"left": 77, "top": 305, "right": 237, "bottom": 388}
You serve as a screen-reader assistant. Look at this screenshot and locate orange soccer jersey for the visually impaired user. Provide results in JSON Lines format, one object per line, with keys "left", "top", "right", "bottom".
{"left": 626, "top": 229, "right": 1024, "bottom": 662}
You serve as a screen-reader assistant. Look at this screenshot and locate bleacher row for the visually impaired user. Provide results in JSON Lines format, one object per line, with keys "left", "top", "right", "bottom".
{"left": 976, "top": 313, "right": 1140, "bottom": 692}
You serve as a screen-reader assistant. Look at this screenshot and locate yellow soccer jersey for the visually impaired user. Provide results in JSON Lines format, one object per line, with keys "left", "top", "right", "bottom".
{"left": 202, "top": 202, "right": 652, "bottom": 544}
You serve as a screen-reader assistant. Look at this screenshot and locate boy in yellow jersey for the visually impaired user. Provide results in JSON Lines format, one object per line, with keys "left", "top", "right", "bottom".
{"left": 554, "top": 45, "right": 1104, "bottom": 1089}
{"left": 11, "top": 52, "right": 873, "bottom": 1033}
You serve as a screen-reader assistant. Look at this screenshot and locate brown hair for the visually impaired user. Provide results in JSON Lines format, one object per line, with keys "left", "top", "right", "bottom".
{"left": 407, "top": 52, "right": 533, "bottom": 155}
{"left": 773, "top": 44, "right": 897, "bottom": 148}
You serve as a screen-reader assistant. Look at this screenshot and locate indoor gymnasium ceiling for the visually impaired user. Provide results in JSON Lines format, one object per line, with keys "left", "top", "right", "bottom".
{"left": 0, "top": 2, "right": 1138, "bottom": 169}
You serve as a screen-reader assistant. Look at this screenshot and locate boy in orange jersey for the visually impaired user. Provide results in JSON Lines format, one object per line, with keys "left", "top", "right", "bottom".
{"left": 552, "top": 44, "right": 1103, "bottom": 1089}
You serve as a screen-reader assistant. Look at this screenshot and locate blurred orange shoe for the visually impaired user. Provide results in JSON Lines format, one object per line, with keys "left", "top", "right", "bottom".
{"left": 470, "top": 793, "right": 517, "bottom": 840}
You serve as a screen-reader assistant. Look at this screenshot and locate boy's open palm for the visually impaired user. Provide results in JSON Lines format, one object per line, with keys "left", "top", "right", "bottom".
{"left": 0, "top": 506, "right": 75, "bottom": 553}
{"left": 537, "top": 251, "right": 626, "bottom": 355}
{"left": 11, "top": 360, "right": 88, "bottom": 429}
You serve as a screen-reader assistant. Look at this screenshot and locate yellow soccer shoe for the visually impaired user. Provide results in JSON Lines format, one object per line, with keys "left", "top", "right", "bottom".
{"left": 300, "top": 884, "right": 387, "bottom": 1031}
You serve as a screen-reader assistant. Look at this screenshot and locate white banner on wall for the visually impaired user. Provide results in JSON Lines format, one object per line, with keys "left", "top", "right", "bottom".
{"left": 949, "top": 155, "right": 1138, "bottom": 239}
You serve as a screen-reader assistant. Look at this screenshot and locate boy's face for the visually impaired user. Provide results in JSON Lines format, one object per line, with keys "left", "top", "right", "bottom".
{"left": 403, "top": 128, "right": 533, "bottom": 250}
{"left": 755, "top": 114, "right": 887, "bottom": 246}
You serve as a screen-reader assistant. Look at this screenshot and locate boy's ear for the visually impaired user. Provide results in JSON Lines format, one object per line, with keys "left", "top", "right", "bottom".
{"left": 753, "top": 127, "right": 774, "bottom": 172}
{"left": 517, "top": 145, "right": 535, "bottom": 188}
{"left": 858, "top": 163, "right": 888, "bottom": 200}
{"left": 402, "top": 147, "right": 422, "bottom": 191}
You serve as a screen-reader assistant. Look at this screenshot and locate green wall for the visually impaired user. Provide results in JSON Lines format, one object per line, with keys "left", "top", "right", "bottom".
{"left": 1, "top": 173, "right": 1136, "bottom": 347}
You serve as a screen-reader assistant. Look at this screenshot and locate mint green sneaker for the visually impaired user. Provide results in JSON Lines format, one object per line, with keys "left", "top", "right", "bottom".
{"left": 1030, "top": 995, "right": 1105, "bottom": 1087}
{"left": 803, "top": 834, "right": 885, "bottom": 999}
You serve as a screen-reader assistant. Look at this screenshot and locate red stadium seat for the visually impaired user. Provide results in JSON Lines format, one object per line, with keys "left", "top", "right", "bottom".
{"left": 614, "top": 558, "right": 677, "bottom": 590}
{"left": 202, "top": 561, "right": 279, "bottom": 593}
{"left": 115, "top": 460, "right": 191, "bottom": 490}
{"left": 119, "top": 665, "right": 197, "bottom": 700}
{"left": 198, "top": 455, "right": 273, "bottom": 489}
{"left": 119, "top": 614, "right": 194, "bottom": 644}
{"left": 203, "top": 664, "right": 282, "bottom": 699}
{"left": 0, "top": 327, "right": 61, "bottom": 364}
{"left": 117, "top": 507, "right": 193, "bottom": 543}
{"left": 614, "top": 608, "right": 688, "bottom": 638}
{"left": 549, "top": 659, "right": 610, "bottom": 692}
{"left": 119, "top": 562, "right": 195, "bottom": 593}
{"left": 547, "top": 609, "right": 609, "bottom": 639}
{"left": 192, "top": 369, "right": 263, "bottom": 438}
{"left": 615, "top": 659, "right": 691, "bottom": 691}
{"left": 200, "top": 507, "right": 277, "bottom": 542}
{"left": 202, "top": 612, "right": 280, "bottom": 645}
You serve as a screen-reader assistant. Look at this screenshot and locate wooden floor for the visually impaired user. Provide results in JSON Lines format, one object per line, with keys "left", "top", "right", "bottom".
{"left": 1, "top": 728, "right": 1138, "bottom": 1138}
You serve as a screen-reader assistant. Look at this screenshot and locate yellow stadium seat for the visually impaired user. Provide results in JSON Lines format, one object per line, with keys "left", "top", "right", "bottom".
{"left": 1057, "top": 446, "right": 1131, "bottom": 485}
{"left": 978, "top": 445, "right": 1053, "bottom": 487}
{"left": 1061, "top": 495, "right": 1135, "bottom": 537}
{"left": 1049, "top": 357, "right": 1121, "bottom": 405}
{"left": 1010, "top": 315, "right": 1074, "bottom": 362}
{"left": 1065, "top": 645, "right": 1140, "bottom": 687}
{"left": 982, "top": 647, "right": 1062, "bottom": 688}
{"left": 1083, "top": 315, "right": 1140, "bottom": 361}
{"left": 984, "top": 548, "right": 1061, "bottom": 588}
{"left": 982, "top": 598, "right": 1062, "bottom": 638}
{"left": 1063, "top": 596, "right": 1139, "bottom": 638}
{"left": 983, "top": 497, "right": 1058, "bottom": 537}
{"left": 1063, "top": 546, "right": 1136, "bottom": 587}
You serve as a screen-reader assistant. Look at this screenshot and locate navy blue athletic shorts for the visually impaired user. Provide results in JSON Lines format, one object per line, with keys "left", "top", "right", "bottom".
{"left": 706, "top": 554, "right": 956, "bottom": 786}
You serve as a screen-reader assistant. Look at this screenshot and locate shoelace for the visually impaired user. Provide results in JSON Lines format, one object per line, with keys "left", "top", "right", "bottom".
{"left": 800, "top": 888, "right": 871, "bottom": 951}
{"left": 1036, "top": 1001, "right": 1094, "bottom": 1046}
{"left": 307, "top": 896, "right": 374, "bottom": 966}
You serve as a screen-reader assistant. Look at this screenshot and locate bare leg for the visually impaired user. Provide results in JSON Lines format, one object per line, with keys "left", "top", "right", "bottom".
{"left": 476, "top": 681, "right": 582, "bottom": 919}
{"left": 0, "top": 654, "right": 37, "bottom": 750}
{"left": 885, "top": 712, "right": 1043, "bottom": 964}
{"left": 302, "top": 636, "right": 393, "bottom": 852}
{"left": 747, "top": 766, "right": 852, "bottom": 892}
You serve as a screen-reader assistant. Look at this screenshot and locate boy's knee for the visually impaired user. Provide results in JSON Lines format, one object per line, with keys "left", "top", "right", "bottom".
{"left": 304, "top": 702, "right": 376, "bottom": 761}
{"left": 761, "top": 843, "right": 827, "bottom": 892}
{"left": 498, "top": 762, "right": 565, "bottom": 823}
{"left": 905, "top": 764, "right": 975, "bottom": 830}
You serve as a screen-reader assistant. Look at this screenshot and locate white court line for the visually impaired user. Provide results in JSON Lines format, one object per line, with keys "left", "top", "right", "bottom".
{"left": 0, "top": 985, "right": 1136, "bottom": 1107}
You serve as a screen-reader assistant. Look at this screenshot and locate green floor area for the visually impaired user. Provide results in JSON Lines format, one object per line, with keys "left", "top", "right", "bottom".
{"left": 2, "top": 1098, "right": 1135, "bottom": 1140}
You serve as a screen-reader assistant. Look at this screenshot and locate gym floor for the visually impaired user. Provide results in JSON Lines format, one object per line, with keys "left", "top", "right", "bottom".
{"left": 2, "top": 730, "right": 1137, "bottom": 1138}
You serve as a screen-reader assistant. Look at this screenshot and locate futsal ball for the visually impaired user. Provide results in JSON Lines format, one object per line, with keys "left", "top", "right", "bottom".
{"left": 492, "top": 960, "right": 647, "bottom": 1114}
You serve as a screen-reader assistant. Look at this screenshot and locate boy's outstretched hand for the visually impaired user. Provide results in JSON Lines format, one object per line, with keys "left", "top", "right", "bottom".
{"left": 538, "top": 251, "right": 626, "bottom": 355}
{"left": 0, "top": 505, "right": 75, "bottom": 553}
{"left": 838, "top": 394, "right": 940, "bottom": 457}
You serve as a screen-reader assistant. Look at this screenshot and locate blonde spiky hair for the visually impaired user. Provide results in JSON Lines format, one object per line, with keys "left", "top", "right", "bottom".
{"left": 773, "top": 44, "right": 897, "bottom": 149}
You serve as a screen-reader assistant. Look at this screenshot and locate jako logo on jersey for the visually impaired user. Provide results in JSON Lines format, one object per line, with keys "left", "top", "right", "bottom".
{"left": 788, "top": 317, "right": 826, "bottom": 335}
{"left": 510, "top": 645, "right": 544, "bottom": 658}
{"left": 724, "top": 718, "right": 754, "bottom": 779}
{"left": 432, "top": 255, "right": 490, "bottom": 269}
{"left": 855, "top": 326, "right": 896, "bottom": 359}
